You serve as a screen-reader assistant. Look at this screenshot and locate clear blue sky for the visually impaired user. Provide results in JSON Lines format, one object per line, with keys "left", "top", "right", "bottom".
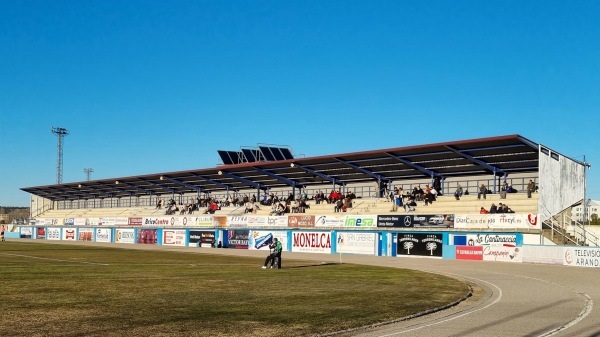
{"left": 1, "top": 0, "right": 599, "bottom": 207}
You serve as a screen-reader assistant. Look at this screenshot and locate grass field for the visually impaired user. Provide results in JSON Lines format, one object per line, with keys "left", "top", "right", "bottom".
{"left": 0, "top": 241, "right": 470, "bottom": 337}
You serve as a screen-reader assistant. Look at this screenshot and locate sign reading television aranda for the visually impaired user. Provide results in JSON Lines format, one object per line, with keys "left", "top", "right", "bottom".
{"left": 336, "top": 232, "right": 377, "bottom": 255}
{"left": 291, "top": 231, "right": 331, "bottom": 253}
{"left": 563, "top": 247, "right": 600, "bottom": 268}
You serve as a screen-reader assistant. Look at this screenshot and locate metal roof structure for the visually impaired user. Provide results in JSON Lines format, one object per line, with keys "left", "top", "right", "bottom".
{"left": 22, "top": 134, "right": 542, "bottom": 202}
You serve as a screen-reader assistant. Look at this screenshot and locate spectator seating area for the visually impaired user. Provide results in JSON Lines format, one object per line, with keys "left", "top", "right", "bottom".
{"left": 37, "top": 192, "right": 538, "bottom": 219}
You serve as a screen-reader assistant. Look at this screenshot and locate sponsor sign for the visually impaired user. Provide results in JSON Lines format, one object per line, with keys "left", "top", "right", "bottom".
{"left": 455, "top": 246, "right": 483, "bottom": 260}
{"left": 99, "top": 217, "right": 129, "bottom": 226}
{"left": 564, "top": 247, "right": 600, "bottom": 268}
{"left": 64, "top": 218, "right": 74, "bottom": 226}
{"left": 128, "top": 217, "right": 142, "bottom": 226}
{"left": 74, "top": 218, "right": 87, "bottom": 226}
{"left": 247, "top": 216, "right": 268, "bottom": 227}
{"left": 377, "top": 215, "right": 454, "bottom": 228}
{"left": 38, "top": 218, "right": 62, "bottom": 226}
{"left": 162, "top": 229, "right": 187, "bottom": 246}
{"left": 137, "top": 229, "right": 157, "bottom": 244}
{"left": 79, "top": 228, "right": 94, "bottom": 241}
{"left": 288, "top": 215, "right": 315, "bottom": 228}
{"left": 62, "top": 228, "right": 76, "bottom": 241}
{"left": 115, "top": 229, "right": 136, "bottom": 244}
{"left": 397, "top": 233, "right": 443, "bottom": 257}
{"left": 143, "top": 217, "right": 171, "bottom": 227}
{"left": 314, "top": 215, "right": 344, "bottom": 227}
{"left": 228, "top": 230, "right": 249, "bottom": 249}
{"left": 36, "top": 227, "right": 46, "bottom": 239}
{"left": 265, "top": 216, "right": 288, "bottom": 228}
{"left": 482, "top": 246, "right": 522, "bottom": 262}
{"left": 454, "top": 214, "right": 539, "bottom": 229}
{"left": 213, "top": 216, "right": 227, "bottom": 228}
{"left": 344, "top": 215, "right": 377, "bottom": 228}
{"left": 20, "top": 227, "right": 32, "bottom": 239}
{"left": 87, "top": 218, "right": 101, "bottom": 226}
{"left": 227, "top": 216, "right": 248, "bottom": 227}
{"left": 291, "top": 231, "right": 332, "bottom": 253}
{"left": 95, "top": 228, "right": 112, "bottom": 243}
{"left": 188, "top": 230, "right": 216, "bottom": 247}
{"left": 248, "top": 230, "right": 288, "bottom": 251}
{"left": 47, "top": 227, "right": 61, "bottom": 240}
{"left": 336, "top": 232, "right": 377, "bottom": 255}
{"left": 191, "top": 216, "right": 213, "bottom": 227}
{"left": 451, "top": 234, "right": 517, "bottom": 247}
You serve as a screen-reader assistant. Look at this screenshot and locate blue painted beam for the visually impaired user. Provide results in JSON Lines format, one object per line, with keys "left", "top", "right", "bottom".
{"left": 195, "top": 174, "right": 235, "bottom": 190}
{"left": 445, "top": 145, "right": 504, "bottom": 175}
{"left": 120, "top": 181, "right": 155, "bottom": 195}
{"left": 162, "top": 176, "right": 204, "bottom": 192}
{"left": 385, "top": 153, "right": 437, "bottom": 178}
{"left": 291, "top": 163, "right": 342, "bottom": 185}
{"left": 334, "top": 157, "right": 387, "bottom": 181}
{"left": 254, "top": 167, "right": 300, "bottom": 188}
{"left": 137, "top": 178, "right": 178, "bottom": 194}
{"left": 218, "top": 171, "right": 265, "bottom": 190}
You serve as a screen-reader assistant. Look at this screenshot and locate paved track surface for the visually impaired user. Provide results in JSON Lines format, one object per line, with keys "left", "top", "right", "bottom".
{"left": 18, "top": 240, "right": 600, "bottom": 337}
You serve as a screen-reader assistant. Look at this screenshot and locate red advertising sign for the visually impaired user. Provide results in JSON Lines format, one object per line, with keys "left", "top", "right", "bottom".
{"left": 456, "top": 246, "right": 483, "bottom": 261}
{"left": 128, "top": 217, "right": 142, "bottom": 226}
{"left": 288, "top": 215, "right": 315, "bottom": 228}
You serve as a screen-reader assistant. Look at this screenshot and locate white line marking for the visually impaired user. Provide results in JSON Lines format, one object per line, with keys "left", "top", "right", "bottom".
{"left": 2, "top": 253, "right": 109, "bottom": 266}
{"left": 375, "top": 275, "right": 503, "bottom": 336}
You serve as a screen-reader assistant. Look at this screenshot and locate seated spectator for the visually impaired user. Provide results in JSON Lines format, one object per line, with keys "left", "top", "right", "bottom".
{"left": 156, "top": 199, "right": 163, "bottom": 209}
{"left": 180, "top": 205, "right": 188, "bottom": 215}
{"left": 496, "top": 203, "right": 505, "bottom": 213}
{"left": 291, "top": 199, "right": 301, "bottom": 213}
{"left": 299, "top": 199, "right": 309, "bottom": 213}
{"left": 334, "top": 199, "right": 344, "bottom": 212}
{"left": 454, "top": 184, "right": 463, "bottom": 200}
{"left": 489, "top": 203, "right": 498, "bottom": 214}
{"left": 244, "top": 201, "right": 254, "bottom": 213}
{"left": 275, "top": 202, "right": 286, "bottom": 216}
{"left": 480, "top": 207, "right": 489, "bottom": 214}
{"left": 346, "top": 191, "right": 356, "bottom": 200}
{"left": 205, "top": 200, "right": 219, "bottom": 214}
{"left": 343, "top": 196, "right": 352, "bottom": 210}
{"left": 404, "top": 198, "right": 417, "bottom": 212}
{"left": 477, "top": 183, "right": 487, "bottom": 200}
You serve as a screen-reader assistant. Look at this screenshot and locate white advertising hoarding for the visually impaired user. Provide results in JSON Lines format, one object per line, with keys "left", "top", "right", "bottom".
{"left": 115, "top": 228, "right": 136, "bottom": 244}
{"left": 315, "top": 215, "right": 344, "bottom": 227}
{"left": 291, "top": 231, "right": 332, "bottom": 254}
{"left": 563, "top": 247, "right": 600, "bottom": 268}
{"left": 336, "top": 232, "right": 378, "bottom": 255}
{"left": 227, "top": 216, "right": 248, "bottom": 227}
{"left": 95, "top": 228, "right": 112, "bottom": 242}
{"left": 61, "top": 228, "right": 77, "bottom": 241}
{"left": 47, "top": 227, "right": 61, "bottom": 240}
{"left": 162, "top": 229, "right": 187, "bottom": 246}
{"left": 248, "top": 230, "right": 288, "bottom": 251}
{"left": 482, "top": 246, "right": 522, "bottom": 263}
{"left": 454, "top": 214, "right": 539, "bottom": 229}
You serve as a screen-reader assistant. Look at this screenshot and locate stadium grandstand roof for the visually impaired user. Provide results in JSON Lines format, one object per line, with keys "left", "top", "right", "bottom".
{"left": 22, "top": 134, "right": 542, "bottom": 201}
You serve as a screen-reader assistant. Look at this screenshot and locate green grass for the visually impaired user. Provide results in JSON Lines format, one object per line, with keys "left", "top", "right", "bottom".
{"left": 0, "top": 242, "right": 469, "bottom": 337}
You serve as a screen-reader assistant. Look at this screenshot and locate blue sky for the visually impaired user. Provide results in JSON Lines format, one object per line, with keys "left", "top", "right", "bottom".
{"left": 1, "top": 0, "right": 599, "bottom": 207}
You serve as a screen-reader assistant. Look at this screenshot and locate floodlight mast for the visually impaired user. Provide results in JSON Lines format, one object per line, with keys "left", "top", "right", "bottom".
{"left": 51, "top": 127, "right": 69, "bottom": 184}
{"left": 84, "top": 168, "right": 94, "bottom": 181}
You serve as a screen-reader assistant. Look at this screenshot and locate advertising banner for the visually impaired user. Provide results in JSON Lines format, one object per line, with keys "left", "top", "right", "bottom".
{"left": 377, "top": 215, "right": 454, "bottom": 228}
{"left": 397, "top": 233, "right": 443, "bottom": 257}
{"left": 62, "top": 228, "right": 76, "bottom": 241}
{"left": 74, "top": 218, "right": 87, "bottom": 226}
{"left": 137, "top": 229, "right": 157, "bottom": 244}
{"left": 248, "top": 230, "right": 288, "bottom": 251}
{"left": 38, "top": 218, "right": 63, "bottom": 226}
{"left": 247, "top": 216, "right": 268, "bottom": 227}
{"left": 95, "top": 228, "right": 112, "bottom": 243}
{"left": 36, "top": 227, "right": 46, "bottom": 239}
{"left": 20, "top": 227, "right": 32, "bottom": 239}
{"left": 454, "top": 214, "right": 539, "bottom": 229}
{"left": 228, "top": 230, "right": 249, "bottom": 249}
{"left": 79, "top": 228, "right": 94, "bottom": 241}
{"left": 563, "top": 247, "right": 600, "bottom": 268}
{"left": 115, "top": 228, "right": 136, "bottom": 244}
{"left": 288, "top": 215, "right": 315, "bottom": 228}
{"left": 451, "top": 234, "right": 517, "bottom": 247}
{"left": 227, "top": 216, "right": 248, "bottom": 227}
{"left": 87, "top": 218, "right": 102, "bottom": 226}
{"left": 99, "top": 218, "right": 129, "bottom": 226}
{"left": 344, "top": 215, "right": 377, "bottom": 228}
{"left": 213, "top": 216, "right": 227, "bottom": 228}
{"left": 188, "top": 230, "right": 216, "bottom": 247}
{"left": 482, "top": 246, "right": 522, "bottom": 262}
{"left": 455, "top": 246, "right": 483, "bottom": 260}
{"left": 47, "top": 227, "right": 61, "bottom": 240}
{"left": 162, "top": 229, "right": 187, "bottom": 246}
{"left": 315, "top": 215, "right": 344, "bottom": 227}
{"left": 64, "top": 218, "right": 74, "bottom": 226}
{"left": 265, "top": 216, "right": 288, "bottom": 228}
{"left": 291, "top": 231, "right": 332, "bottom": 253}
{"left": 142, "top": 217, "right": 171, "bottom": 227}
{"left": 191, "top": 216, "right": 213, "bottom": 227}
{"left": 336, "top": 232, "right": 377, "bottom": 255}
{"left": 128, "top": 217, "right": 143, "bottom": 226}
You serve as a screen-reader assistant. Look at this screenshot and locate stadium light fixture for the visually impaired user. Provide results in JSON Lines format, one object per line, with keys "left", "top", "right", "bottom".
{"left": 290, "top": 163, "right": 295, "bottom": 167}
{"left": 160, "top": 176, "right": 164, "bottom": 180}
{"left": 218, "top": 171, "right": 223, "bottom": 175}
{"left": 115, "top": 180, "right": 120, "bottom": 185}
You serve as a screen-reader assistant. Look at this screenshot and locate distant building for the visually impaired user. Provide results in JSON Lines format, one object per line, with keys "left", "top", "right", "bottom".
{"left": 0, "top": 214, "right": 9, "bottom": 223}
{"left": 572, "top": 200, "right": 600, "bottom": 222}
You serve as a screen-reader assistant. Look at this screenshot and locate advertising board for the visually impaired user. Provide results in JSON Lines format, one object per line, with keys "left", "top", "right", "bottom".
{"left": 336, "top": 232, "right": 377, "bottom": 255}
{"left": 397, "top": 233, "right": 443, "bottom": 257}
{"left": 115, "top": 228, "right": 136, "bottom": 244}
{"left": 62, "top": 228, "right": 77, "bottom": 241}
{"left": 248, "top": 230, "right": 288, "bottom": 251}
{"left": 291, "top": 231, "right": 331, "bottom": 253}
{"left": 47, "top": 227, "right": 61, "bottom": 240}
{"left": 95, "top": 228, "right": 112, "bottom": 243}
{"left": 344, "top": 215, "right": 377, "bottom": 228}
{"left": 314, "top": 215, "right": 344, "bottom": 227}
{"left": 563, "top": 247, "right": 600, "bottom": 268}
{"left": 377, "top": 215, "right": 454, "bottom": 228}
{"left": 228, "top": 229, "right": 249, "bottom": 249}
{"left": 288, "top": 215, "right": 315, "bottom": 228}
{"left": 162, "top": 229, "right": 187, "bottom": 246}
{"left": 188, "top": 230, "right": 216, "bottom": 247}
{"left": 79, "top": 228, "right": 94, "bottom": 241}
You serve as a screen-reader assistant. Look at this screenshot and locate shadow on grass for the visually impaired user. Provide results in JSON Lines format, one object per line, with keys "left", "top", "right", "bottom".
{"left": 283, "top": 262, "right": 340, "bottom": 269}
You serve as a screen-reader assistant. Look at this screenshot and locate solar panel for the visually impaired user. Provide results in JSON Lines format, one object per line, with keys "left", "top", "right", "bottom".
{"left": 218, "top": 150, "right": 243, "bottom": 165}
{"left": 259, "top": 146, "right": 294, "bottom": 161}
{"left": 258, "top": 146, "right": 276, "bottom": 161}
{"left": 280, "top": 148, "right": 294, "bottom": 160}
{"left": 242, "top": 149, "right": 258, "bottom": 162}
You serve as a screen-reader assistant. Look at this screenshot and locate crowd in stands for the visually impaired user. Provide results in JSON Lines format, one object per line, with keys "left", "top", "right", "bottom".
{"left": 480, "top": 202, "right": 515, "bottom": 214}
{"left": 156, "top": 197, "right": 223, "bottom": 215}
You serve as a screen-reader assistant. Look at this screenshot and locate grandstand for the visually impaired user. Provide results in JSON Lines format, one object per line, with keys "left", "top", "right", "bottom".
{"left": 19, "top": 134, "right": 597, "bottom": 246}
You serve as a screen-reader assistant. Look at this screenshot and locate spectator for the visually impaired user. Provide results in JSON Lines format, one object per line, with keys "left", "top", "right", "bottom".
{"left": 404, "top": 197, "right": 417, "bottom": 212}
{"left": 433, "top": 176, "right": 443, "bottom": 196}
{"left": 156, "top": 199, "right": 163, "bottom": 209}
{"left": 477, "top": 183, "right": 487, "bottom": 200}
{"left": 347, "top": 191, "right": 356, "bottom": 200}
{"left": 205, "top": 200, "right": 219, "bottom": 214}
{"left": 454, "top": 184, "right": 463, "bottom": 200}
{"left": 334, "top": 199, "right": 344, "bottom": 212}
{"left": 480, "top": 207, "right": 489, "bottom": 214}
{"left": 489, "top": 203, "right": 498, "bottom": 214}
{"left": 500, "top": 181, "right": 508, "bottom": 199}
{"left": 527, "top": 180, "right": 535, "bottom": 198}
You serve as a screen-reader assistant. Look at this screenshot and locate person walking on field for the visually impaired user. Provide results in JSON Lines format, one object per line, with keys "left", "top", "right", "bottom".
{"left": 273, "top": 238, "right": 282, "bottom": 269}
{"left": 1, "top": 225, "right": 5, "bottom": 241}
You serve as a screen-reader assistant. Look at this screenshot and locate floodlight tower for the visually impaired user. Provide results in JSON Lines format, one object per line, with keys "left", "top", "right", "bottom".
{"left": 51, "top": 127, "right": 69, "bottom": 184}
{"left": 84, "top": 168, "right": 94, "bottom": 181}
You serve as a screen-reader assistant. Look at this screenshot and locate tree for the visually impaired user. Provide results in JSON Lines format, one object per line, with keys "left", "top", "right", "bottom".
{"left": 591, "top": 213, "right": 600, "bottom": 226}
